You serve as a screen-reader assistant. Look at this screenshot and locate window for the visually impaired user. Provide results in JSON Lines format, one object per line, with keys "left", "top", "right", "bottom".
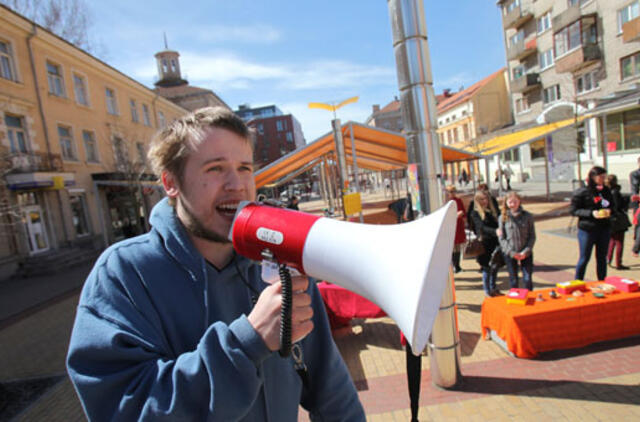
{"left": 621, "top": 51, "right": 640, "bottom": 80}
{"left": 105, "top": 87, "right": 118, "bottom": 114}
{"left": 539, "top": 48, "right": 554, "bottom": 70}
{"left": 58, "top": 126, "right": 76, "bottom": 160}
{"left": 73, "top": 74, "right": 89, "bottom": 106}
{"left": 136, "top": 142, "right": 146, "bottom": 163}
{"left": 285, "top": 132, "right": 293, "bottom": 143}
{"left": 515, "top": 97, "right": 530, "bottom": 114}
{"left": 537, "top": 11, "right": 551, "bottom": 34}
{"left": 142, "top": 104, "right": 151, "bottom": 126}
{"left": 543, "top": 84, "right": 561, "bottom": 103}
{"left": 130, "top": 99, "right": 139, "bottom": 123}
{"left": 513, "top": 65, "right": 525, "bottom": 80}
{"left": 604, "top": 109, "right": 640, "bottom": 152}
{"left": 157, "top": 111, "right": 166, "bottom": 128}
{"left": 619, "top": 1, "right": 640, "bottom": 33}
{"left": 462, "top": 123, "right": 469, "bottom": 141}
{"left": 510, "top": 29, "right": 525, "bottom": 48}
{"left": 0, "top": 40, "right": 16, "bottom": 81}
{"left": 113, "top": 136, "right": 127, "bottom": 167}
{"left": 70, "top": 195, "right": 90, "bottom": 236}
{"left": 530, "top": 138, "right": 546, "bottom": 160}
{"left": 453, "top": 127, "right": 459, "bottom": 142}
{"left": 82, "top": 130, "right": 99, "bottom": 162}
{"left": 47, "top": 61, "right": 65, "bottom": 97}
{"left": 5, "top": 114, "right": 28, "bottom": 153}
{"left": 276, "top": 120, "right": 284, "bottom": 131}
{"left": 257, "top": 123, "right": 264, "bottom": 135}
{"left": 505, "top": 0, "right": 520, "bottom": 14}
{"left": 575, "top": 70, "right": 599, "bottom": 94}
{"left": 162, "top": 59, "right": 168, "bottom": 73}
{"left": 554, "top": 21, "right": 581, "bottom": 57}
{"left": 502, "top": 148, "right": 520, "bottom": 162}
{"left": 170, "top": 59, "right": 177, "bottom": 72}
{"left": 569, "top": 0, "right": 589, "bottom": 6}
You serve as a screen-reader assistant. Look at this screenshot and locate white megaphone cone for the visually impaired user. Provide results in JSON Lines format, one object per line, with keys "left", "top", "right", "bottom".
{"left": 230, "top": 201, "right": 458, "bottom": 354}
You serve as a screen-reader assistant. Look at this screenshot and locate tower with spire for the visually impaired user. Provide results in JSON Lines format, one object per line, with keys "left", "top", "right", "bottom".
{"left": 153, "top": 34, "right": 230, "bottom": 111}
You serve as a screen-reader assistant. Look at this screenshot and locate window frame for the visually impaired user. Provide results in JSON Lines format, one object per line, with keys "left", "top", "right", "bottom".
{"left": 72, "top": 72, "right": 90, "bottom": 106}
{"left": 105, "top": 87, "right": 118, "bottom": 115}
{"left": 130, "top": 98, "right": 139, "bottom": 123}
{"left": 543, "top": 84, "right": 561, "bottom": 104}
{"left": 618, "top": 1, "right": 640, "bottom": 33}
{"left": 69, "top": 194, "right": 91, "bottom": 237}
{"left": 157, "top": 111, "right": 166, "bottom": 128}
{"left": 539, "top": 48, "right": 555, "bottom": 71}
{"left": 620, "top": 51, "right": 640, "bottom": 81}
{"left": 5, "top": 114, "right": 29, "bottom": 153}
{"left": 537, "top": 11, "right": 551, "bottom": 34}
{"left": 0, "top": 38, "right": 18, "bottom": 82}
{"left": 515, "top": 96, "right": 531, "bottom": 114}
{"left": 142, "top": 104, "right": 151, "bottom": 126}
{"left": 575, "top": 70, "right": 600, "bottom": 95}
{"left": 46, "top": 60, "right": 66, "bottom": 97}
{"left": 82, "top": 130, "right": 99, "bottom": 163}
{"left": 57, "top": 124, "right": 78, "bottom": 161}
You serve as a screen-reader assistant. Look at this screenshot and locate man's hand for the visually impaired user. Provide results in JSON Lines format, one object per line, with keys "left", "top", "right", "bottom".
{"left": 513, "top": 252, "right": 525, "bottom": 260}
{"left": 248, "top": 276, "right": 314, "bottom": 351}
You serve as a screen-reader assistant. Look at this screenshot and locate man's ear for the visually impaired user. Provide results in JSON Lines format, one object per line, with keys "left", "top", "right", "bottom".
{"left": 161, "top": 171, "right": 180, "bottom": 198}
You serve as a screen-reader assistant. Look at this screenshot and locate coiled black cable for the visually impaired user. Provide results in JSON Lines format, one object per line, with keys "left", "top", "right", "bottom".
{"left": 278, "top": 264, "right": 293, "bottom": 357}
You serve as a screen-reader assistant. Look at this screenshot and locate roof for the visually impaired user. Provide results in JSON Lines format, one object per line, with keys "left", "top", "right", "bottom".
{"left": 437, "top": 69, "right": 505, "bottom": 114}
{"left": 254, "top": 122, "right": 479, "bottom": 188}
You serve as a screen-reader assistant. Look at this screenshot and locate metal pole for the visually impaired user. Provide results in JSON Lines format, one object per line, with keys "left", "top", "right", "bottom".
{"left": 601, "top": 114, "right": 608, "bottom": 169}
{"left": 388, "top": 0, "right": 461, "bottom": 389}
{"left": 348, "top": 124, "right": 365, "bottom": 223}
{"left": 544, "top": 137, "right": 551, "bottom": 201}
{"left": 332, "top": 119, "right": 349, "bottom": 219}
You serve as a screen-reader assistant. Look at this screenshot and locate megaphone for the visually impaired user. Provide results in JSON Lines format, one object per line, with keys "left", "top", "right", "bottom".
{"left": 230, "top": 200, "right": 457, "bottom": 354}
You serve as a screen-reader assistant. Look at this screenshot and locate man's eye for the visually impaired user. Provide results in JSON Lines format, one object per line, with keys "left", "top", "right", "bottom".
{"left": 239, "top": 166, "right": 253, "bottom": 172}
{"left": 207, "top": 166, "right": 222, "bottom": 172}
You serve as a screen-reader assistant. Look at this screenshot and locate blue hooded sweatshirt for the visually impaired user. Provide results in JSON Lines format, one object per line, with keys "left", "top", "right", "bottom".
{"left": 67, "top": 198, "right": 364, "bottom": 421}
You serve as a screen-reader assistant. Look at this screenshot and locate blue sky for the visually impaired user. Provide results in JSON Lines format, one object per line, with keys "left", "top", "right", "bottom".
{"left": 89, "top": 0, "right": 506, "bottom": 141}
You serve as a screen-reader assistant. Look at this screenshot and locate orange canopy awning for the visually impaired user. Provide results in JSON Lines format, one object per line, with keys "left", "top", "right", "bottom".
{"left": 255, "top": 122, "right": 479, "bottom": 188}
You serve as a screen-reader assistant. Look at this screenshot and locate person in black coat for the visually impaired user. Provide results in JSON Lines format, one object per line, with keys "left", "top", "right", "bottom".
{"left": 467, "top": 183, "right": 499, "bottom": 233}
{"left": 470, "top": 190, "right": 501, "bottom": 297}
{"left": 570, "top": 166, "right": 613, "bottom": 281}
{"left": 606, "top": 174, "right": 630, "bottom": 270}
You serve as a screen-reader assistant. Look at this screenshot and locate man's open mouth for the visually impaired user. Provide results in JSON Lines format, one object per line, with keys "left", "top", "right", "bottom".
{"left": 216, "top": 202, "right": 239, "bottom": 217}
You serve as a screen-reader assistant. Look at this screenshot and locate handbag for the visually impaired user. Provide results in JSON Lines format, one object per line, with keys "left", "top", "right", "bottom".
{"left": 610, "top": 211, "right": 631, "bottom": 233}
{"left": 489, "top": 247, "right": 505, "bottom": 269}
{"left": 463, "top": 231, "right": 485, "bottom": 259}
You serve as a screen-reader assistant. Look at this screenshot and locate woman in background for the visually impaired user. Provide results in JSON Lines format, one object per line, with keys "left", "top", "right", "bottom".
{"left": 470, "top": 190, "right": 501, "bottom": 296}
{"left": 445, "top": 185, "right": 466, "bottom": 273}
{"left": 605, "top": 174, "right": 630, "bottom": 270}
{"left": 570, "top": 166, "right": 613, "bottom": 281}
{"left": 498, "top": 192, "right": 536, "bottom": 290}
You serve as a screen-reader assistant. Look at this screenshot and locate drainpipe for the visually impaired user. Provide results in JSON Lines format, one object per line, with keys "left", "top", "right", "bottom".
{"left": 27, "top": 24, "right": 53, "bottom": 163}
{"left": 387, "top": 0, "right": 462, "bottom": 389}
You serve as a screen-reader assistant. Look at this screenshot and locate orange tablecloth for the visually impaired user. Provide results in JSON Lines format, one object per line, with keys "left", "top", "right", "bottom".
{"left": 481, "top": 282, "right": 640, "bottom": 358}
{"left": 317, "top": 281, "right": 386, "bottom": 329}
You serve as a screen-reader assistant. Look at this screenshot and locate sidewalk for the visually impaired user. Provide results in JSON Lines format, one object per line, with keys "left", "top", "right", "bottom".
{"left": 1, "top": 191, "right": 640, "bottom": 421}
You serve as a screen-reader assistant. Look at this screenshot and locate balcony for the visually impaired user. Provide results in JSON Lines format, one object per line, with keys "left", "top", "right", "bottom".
{"left": 552, "top": 4, "right": 581, "bottom": 31}
{"left": 555, "top": 44, "right": 601, "bottom": 73}
{"left": 503, "top": 5, "right": 534, "bottom": 30}
{"left": 507, "top": 36, "right": 537, "bottom": 62}
{"left": 511, "top": 73, "right": 541, "bottom": 93}
{"left": 623, "top": 16, "right": 640, "bottom": 43}
{"left": 4, "top": 152, "right": 63, "bottom": 174}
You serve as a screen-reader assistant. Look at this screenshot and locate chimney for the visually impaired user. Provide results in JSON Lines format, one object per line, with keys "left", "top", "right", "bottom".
{"left": 443, "top": 89, "right": 451, "bottom": 97}
{"left": 372, "top": 104, "right": 380, "bottom": 114}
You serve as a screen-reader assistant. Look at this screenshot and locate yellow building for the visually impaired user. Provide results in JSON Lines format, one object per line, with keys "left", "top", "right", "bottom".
{"left": 0, "top": 5, "right": 188, "bottom": 279}
{"left": 436, "top": 69, "right": 512, "bottom": 183}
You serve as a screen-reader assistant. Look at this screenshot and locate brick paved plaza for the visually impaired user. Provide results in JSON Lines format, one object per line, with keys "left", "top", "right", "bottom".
{"left": 1, "top": 187, "right": 639, "bottom": 421}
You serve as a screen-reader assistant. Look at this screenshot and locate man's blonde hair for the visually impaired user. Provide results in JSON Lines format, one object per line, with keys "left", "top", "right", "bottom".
{"left": 147, "top": 106, "right": 252, "bottom": 183}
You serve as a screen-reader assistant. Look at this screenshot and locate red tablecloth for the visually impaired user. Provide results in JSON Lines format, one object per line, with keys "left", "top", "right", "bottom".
{"left": 481, "top": 282, "right": 640, "bottom": 358}
{"left": 317, "top": 281, "right": 386, "bottom": 328}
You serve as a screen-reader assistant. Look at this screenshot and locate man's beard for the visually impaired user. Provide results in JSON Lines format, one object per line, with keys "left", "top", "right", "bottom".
{"left": 179, "top": 199, "right": 231, "bottom": 244}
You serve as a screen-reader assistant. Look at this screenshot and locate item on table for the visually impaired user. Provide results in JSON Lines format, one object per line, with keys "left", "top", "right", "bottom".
{"left": 566, "top": 297, "right": 576, "bottom": 302}
{"left": 592, "top": 292, "right": 605, "bottom": 298}
{"left": 589, "top": 283, "right": 616, "bottom": 294}
{"left": 549, "top": 289, "right": 559, "bottom": 299}
{"left": 506, "top": 288, "right": 529, "bottom": 305}
{"left": 556, "top": 280, "right": 587, "bottom": 295}
{"left": 572, "top": 290, "right": 584, "bottom": 297}
{"left": 604, "top": 276, "right": 639, "bottom": 293}
{"left": 536, "top": 293, "right": 544, "bottom": 302}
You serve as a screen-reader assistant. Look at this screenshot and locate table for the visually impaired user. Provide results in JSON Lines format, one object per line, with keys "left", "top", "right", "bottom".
{"left": 317, "top": 281, "right": 386, "bottom": 329}
{"left": 481, "top": 282, "right": 640, "bottom": 358}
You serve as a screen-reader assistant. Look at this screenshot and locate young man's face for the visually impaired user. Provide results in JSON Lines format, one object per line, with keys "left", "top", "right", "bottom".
{"left": 163, "top": 127, "right": 255, "bottom": 243}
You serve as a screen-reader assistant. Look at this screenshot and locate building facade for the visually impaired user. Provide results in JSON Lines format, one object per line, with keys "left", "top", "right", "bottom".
{"left": 499, "top": 0, "right": 640, "bottom": 182}
{"left": 235, "top": 105, "right": 306, "bottom": 169}
{"left": 0, "top": 5, "right": 187, "bottom": 279}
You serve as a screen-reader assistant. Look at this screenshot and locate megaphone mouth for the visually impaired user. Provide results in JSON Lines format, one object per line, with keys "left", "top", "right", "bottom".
{"left": 228, "top": 201, "right": 252, "bottom": 242}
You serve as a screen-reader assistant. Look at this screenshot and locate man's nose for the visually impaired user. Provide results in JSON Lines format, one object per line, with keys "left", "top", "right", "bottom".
{"left": 224, "top": 170, "right": 245, "bottom": 191}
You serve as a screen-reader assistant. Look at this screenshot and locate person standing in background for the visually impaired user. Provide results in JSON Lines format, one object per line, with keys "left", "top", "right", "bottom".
{"left": 498, "top": 192, "right": 536, "bottom": 290}
{"left": 445, "top": 186, "right": 466, "bottom": 273}
{"left": 470, "top": 190, "right": 501, "bottom": 297}
{"left": 605, "top": 174, "right": 630, "bottom": 270}
{"left": 571, "top": 166, "right": 613, "bottom": 281}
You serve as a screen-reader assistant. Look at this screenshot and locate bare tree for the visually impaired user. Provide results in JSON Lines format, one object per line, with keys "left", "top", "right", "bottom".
{"left": 1, "top": 0, "right": 102, "bottom": 55}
